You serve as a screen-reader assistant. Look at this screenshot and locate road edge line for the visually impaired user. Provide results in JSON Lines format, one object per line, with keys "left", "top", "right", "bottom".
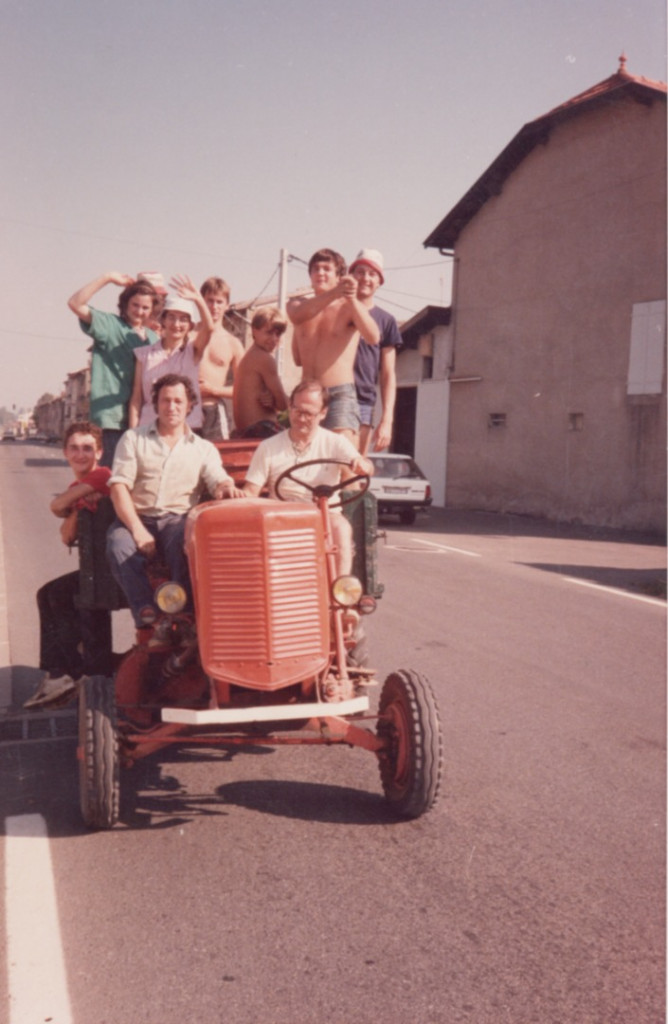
{"left": 0, "top": 497, "right": 11, "bottom": 709}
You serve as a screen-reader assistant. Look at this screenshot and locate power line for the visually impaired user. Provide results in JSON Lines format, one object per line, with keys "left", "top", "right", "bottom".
{"left": 0, "top": 216, "right": 261, "bottom": 264}
{"left": 376, "top": 297, "right": 425, "bottom": 314}
{"left": 385, "top": 259, "right": 453, "bottom": 269}
{"left": 383, "top": 287, "right": 448, "bottom": 302}
{"left": 247, "top": 264, "right": 279, "bottom": 308}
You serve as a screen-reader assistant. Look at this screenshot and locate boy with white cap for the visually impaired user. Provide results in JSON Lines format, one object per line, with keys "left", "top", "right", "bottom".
{"left": 128, "top": 274, "right": 214, "bottom": 431}
{"left": 350, "top": 249, "right": 402, "bottom": 454}
{"left": 287, "top": 248, "right": 380, "bottom": 445}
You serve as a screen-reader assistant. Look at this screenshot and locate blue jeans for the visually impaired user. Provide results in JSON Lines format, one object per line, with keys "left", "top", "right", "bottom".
{"left": 100, "top": 429, "right": 124, "bottom": 469}
{"left": 106, "top": 514, "right": 191, "bottom": 626}
{"left": 37, "top": 572, "right": 112, "bottom": 678}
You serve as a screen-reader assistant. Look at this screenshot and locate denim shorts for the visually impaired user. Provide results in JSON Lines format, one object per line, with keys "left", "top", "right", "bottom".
{"left": 201, "top": 401, "right": 229, "bottom": 442}
{"left": 322, "top": 383, "right": 360, "bottom": 432}
{"left": 358, "top": 402, "right": 374, "bottom": 427}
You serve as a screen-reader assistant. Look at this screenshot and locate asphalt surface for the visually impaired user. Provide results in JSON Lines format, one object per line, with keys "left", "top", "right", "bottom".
{"left": 0, "top": 440, "right": 665, "bottom": 1024}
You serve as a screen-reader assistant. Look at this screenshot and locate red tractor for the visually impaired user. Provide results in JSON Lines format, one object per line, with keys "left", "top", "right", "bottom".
{"left": 76, "top": 442, "right": 443, "bottom": 829}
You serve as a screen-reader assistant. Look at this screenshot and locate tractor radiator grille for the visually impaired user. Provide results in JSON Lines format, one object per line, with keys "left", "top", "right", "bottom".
{"left": 204, "top": 528, "right": 324, "bottom": 663}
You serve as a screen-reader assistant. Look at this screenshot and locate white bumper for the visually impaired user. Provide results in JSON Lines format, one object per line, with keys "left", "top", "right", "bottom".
{"left": 161, "top": 695, "right": 370, "bottom": 726}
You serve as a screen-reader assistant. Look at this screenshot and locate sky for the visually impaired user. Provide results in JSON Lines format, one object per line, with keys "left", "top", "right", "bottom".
{"left": 1, "top": 0, "right": 665, "bottom": 411}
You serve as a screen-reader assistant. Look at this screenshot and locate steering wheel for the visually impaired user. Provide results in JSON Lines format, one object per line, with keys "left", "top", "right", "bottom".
{"left": 275, "top": 458, "right": 370, "bottom": 509}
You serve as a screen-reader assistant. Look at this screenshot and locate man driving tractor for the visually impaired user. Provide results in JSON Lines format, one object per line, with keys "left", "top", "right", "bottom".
{"left": 241, "top": 379, "right": 373, "bottom": 576}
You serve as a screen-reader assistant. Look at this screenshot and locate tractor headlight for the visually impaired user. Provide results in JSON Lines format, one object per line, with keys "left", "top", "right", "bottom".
{"left": 332, "top": 575, "right": 363, "bottom": 607}
{"left": 155, "top": 582, "right": 188, "bottom": 615}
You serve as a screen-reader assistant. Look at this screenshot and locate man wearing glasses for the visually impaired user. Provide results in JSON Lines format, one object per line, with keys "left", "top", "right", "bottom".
{"left": 241, "top": 380, "right": 373, "bottom": 575}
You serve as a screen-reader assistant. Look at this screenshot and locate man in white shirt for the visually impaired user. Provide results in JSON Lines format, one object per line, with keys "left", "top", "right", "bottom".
{"left": 106, "top": 373, "right": 243, "bottom": 627}
{"left": 242, "top": 380, "right": 373, "bottom": 575}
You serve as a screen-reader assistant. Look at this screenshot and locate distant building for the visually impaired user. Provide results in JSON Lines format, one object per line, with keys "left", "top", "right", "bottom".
{"left": 64, "top": 366, "right": 90, "bottom": 424}
{"left": 420, "top": 57, "right": 666, "bottom": 532}
{"left": 33, "top": 394, "right": 64, "bottom": 440}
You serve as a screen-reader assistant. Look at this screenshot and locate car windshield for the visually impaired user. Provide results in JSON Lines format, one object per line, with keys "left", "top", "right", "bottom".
{"left": 372, "top": 457, "right": 425, "bottom": 480}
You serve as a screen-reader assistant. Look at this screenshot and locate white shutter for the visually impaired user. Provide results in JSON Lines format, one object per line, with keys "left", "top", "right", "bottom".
{"left": 627, "top": 300, "right": 666, "bottom": 395}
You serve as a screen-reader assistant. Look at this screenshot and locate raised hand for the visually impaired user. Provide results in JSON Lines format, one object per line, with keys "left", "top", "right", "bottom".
{"left": 107, "top": 271, "right": 135, "bottom": 287}
{"left": 169, "top": 274, "right": 199, "bottom": 302}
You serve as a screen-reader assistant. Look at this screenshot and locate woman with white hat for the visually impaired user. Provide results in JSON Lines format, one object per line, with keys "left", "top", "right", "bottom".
{"left": 128, "top": 274, "right": 214, "bottom": 430}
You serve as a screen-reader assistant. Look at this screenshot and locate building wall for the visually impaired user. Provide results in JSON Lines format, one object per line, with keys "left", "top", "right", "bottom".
{"left": 446, "top": 94, "right": 666, "bottom": 531}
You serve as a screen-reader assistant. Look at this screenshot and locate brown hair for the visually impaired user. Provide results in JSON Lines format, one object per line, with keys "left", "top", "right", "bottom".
{"left": 200, "top": 276, "right": 231, "bottom": 303}
{"left": 251, "top": 305, "right": 288, "bottom": 332}
{"left": 63, "top": 421, "right": 103, "bottom": 451}
{"left": 151, "top": 374, "right": 199, "bottom": 412}
{"left": 117, "top": 281, "right": 157, "bottom": 321}
{"left": 307, "top": 248, "right": 346, "bottom": 278}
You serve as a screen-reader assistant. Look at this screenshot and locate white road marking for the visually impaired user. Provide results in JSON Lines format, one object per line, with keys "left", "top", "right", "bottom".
{"left": 563, "top": 576, "right": 667, "bottom": 608}
{"left": 5, "top": 813, "right": 73, "bottom": 1024}
{"left": 0, "top": 501, "right": 11, "bottom": 709}
{"left": 410, "top": 538, "right": 482, "bottom": 558}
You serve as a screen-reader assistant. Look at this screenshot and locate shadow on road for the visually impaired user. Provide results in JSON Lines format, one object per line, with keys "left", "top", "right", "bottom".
{"left": 121, "top": 760, "right": 401, "bottom": 829}
{"left": 22, "top": 457, "right": 69, "bottom": 469}
{"left": 399, "top": 507, "right": 666, "bottom": 546}
{"left": 214, "top": 778, "right": 402, "bottom": 826}
{"left": 523, "top": 562, "right": 666, "bottom": 598}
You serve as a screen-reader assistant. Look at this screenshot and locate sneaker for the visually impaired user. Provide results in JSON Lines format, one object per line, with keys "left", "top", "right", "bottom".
{"left": 23, "top": 674, "right": 78, "bottom": 710}
{"left": 138, "top": 605, "right": 158, "bottom": 627}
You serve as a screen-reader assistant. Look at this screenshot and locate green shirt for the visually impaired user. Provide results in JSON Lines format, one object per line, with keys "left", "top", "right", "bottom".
{"left": 79, "top": 308, "right": 157, "bottom": 429}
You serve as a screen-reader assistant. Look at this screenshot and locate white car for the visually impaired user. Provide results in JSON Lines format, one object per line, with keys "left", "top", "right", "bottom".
{"left": 367, "top": 453, "right": 432, "bottom": 525}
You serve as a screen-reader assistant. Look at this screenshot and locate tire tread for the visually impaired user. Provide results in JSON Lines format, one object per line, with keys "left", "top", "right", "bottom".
{"left": 377, "top": 668, "right": 443, "bottom": 818}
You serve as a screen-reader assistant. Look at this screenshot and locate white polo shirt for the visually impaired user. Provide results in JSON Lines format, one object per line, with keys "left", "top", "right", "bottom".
{"left": 245, "top": 427, "right": 358, "bottom": 505}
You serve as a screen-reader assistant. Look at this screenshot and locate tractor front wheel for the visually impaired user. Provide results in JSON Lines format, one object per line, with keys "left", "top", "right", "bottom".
{"left": 376, "top": 669, "right": 442, "bottom": 818}
{"left": 78, "top": 675, "right": 119, "bottom": 829}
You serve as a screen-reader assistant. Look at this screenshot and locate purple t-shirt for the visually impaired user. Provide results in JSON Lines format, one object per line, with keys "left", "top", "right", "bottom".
{"left": 354, "top": 306, "right": 402, "bottom": 406}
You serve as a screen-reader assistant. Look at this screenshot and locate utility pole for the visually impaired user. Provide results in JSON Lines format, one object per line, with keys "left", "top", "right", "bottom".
{"left": 278, "top": 248, "right": 289, "bottom": 312}
{"left": 277, "top": 248, "right": 290, "bottom": 378}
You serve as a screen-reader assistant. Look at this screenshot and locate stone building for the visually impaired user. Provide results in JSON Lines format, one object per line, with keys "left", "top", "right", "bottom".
{"left": 417, "top": 57, "right": 666, "bottom": 532}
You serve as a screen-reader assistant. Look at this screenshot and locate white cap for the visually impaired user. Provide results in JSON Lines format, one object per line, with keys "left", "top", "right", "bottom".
{"left": 163, "top": 294, "right": 197, "bottom": 321}
{"left": 349, "top": 248, "right": 385, "bottom": 285}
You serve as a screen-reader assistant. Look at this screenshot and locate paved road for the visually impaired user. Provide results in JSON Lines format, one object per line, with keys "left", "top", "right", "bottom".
{"left": 0, "top": 440, "right": 665, "bottom": 1023}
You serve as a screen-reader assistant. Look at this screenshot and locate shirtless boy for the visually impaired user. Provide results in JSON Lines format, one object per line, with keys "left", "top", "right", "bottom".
{"left": 287, "top": 248, "right": 380, "bottom": 443}
{"left": 197, "top": 276, "right": 245, "bottom": 441}
{"left": 232, "top": 306, "right": 288, "bottom": 437}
